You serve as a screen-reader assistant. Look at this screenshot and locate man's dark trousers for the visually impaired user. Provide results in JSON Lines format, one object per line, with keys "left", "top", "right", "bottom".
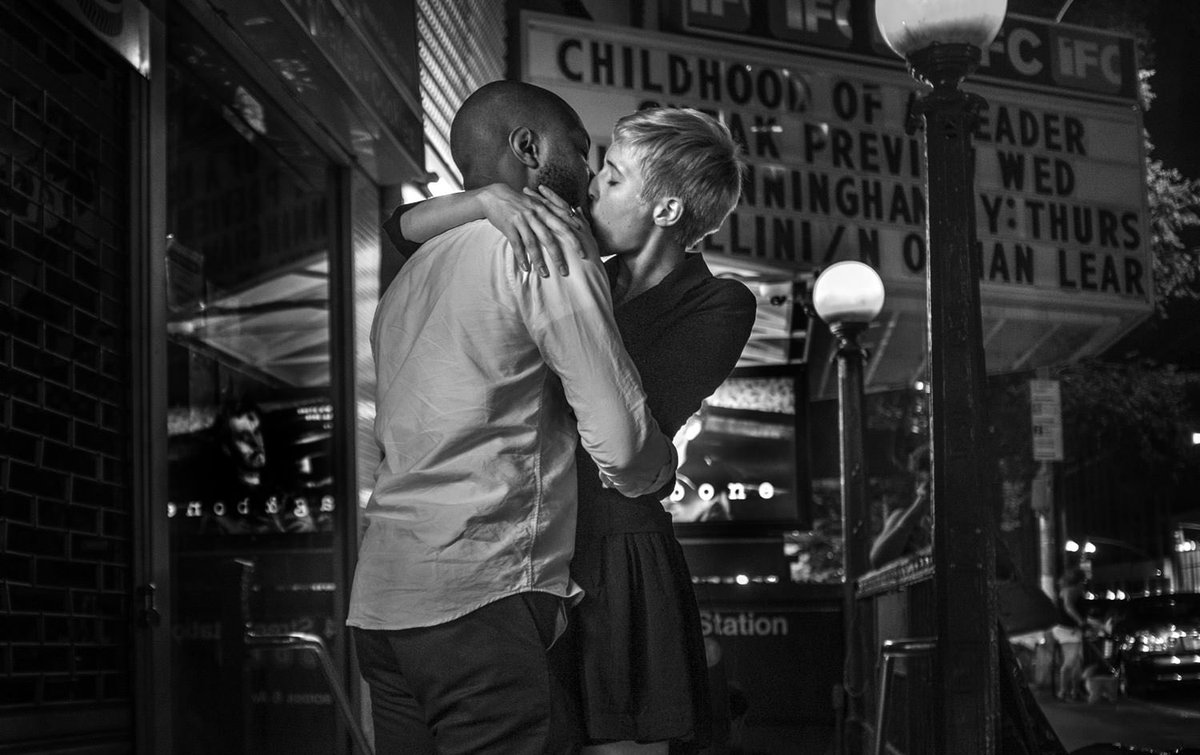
{"left": 353, "top": 592, "right": 579, "bottom": 754}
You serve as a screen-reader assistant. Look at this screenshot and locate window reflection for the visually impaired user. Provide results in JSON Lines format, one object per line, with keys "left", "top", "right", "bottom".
{"left": 666, "top": 369, "right": 803, "bottom": 525}
{"left": 165, "top": 16, "right": 340, "bottom": 754}
{"left": 165, "top": 44, "right": 336, "bottom": 540}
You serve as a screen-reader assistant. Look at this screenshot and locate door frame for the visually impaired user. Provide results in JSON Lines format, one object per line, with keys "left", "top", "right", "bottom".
{"left": 130, "top": 3, "right": 172, "bottom": 753}
{"left": 135, "top": 2, "right": 365, "bottom": 749}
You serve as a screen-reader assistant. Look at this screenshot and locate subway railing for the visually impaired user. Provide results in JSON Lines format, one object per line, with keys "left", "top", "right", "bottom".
{"left": 853, "top": 550, "right": 936, "bottom": 755}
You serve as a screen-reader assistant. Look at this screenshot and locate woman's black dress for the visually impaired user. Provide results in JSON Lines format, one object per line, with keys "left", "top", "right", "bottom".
{"left": 563, "top": 253, "right": 756, "bottom": 747}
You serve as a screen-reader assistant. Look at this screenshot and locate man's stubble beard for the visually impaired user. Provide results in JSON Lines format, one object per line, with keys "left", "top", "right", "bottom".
{"left": 535, "top": 161, "right": 623, "bottom": 256}
{"left": 535, "top": 161, "right": 584, "bottom": 208}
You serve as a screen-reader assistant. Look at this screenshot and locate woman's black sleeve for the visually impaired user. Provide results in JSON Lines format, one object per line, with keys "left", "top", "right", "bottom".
{"left": 381, "top": 201, "right": 424, "bottom": 259}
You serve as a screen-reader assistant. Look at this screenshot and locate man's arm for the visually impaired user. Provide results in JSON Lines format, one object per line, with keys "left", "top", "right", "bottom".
{"left": 1062, "top": 591, "right": 1087, "bottom": 627}
{"left": 869, "top": 490, "right": 929, "bottom": 569}
{"left": 511, "top": 238, "right": 676, "bottom": 498}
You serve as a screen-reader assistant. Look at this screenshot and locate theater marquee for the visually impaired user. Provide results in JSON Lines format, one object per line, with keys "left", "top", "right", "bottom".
{"left": 521, "top": 11, "right": 1152, "bottom": 391}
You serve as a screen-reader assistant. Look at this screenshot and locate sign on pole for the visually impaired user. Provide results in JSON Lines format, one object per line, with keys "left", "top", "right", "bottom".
{"left": 1030, "top": 379, "right": 1064, "bottom": 461}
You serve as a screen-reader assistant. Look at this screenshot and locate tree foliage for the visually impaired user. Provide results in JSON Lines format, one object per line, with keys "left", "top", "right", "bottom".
{"left": 1053, "top": 359, "right": 1200, "bottom": 477}
{"left": 1144, "top": 137, "right": 1200, "bottom": 304}
{"left": 1050, "top": 8, "right": 1200, "bottom": 484}
{"left": 1007, "top": 1, "right": 1200, "bottom": 483}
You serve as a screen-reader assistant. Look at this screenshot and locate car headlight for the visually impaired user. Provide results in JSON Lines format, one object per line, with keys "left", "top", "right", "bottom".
{"left": 1122, "top": 628, "right": 1191, "bottom": 655}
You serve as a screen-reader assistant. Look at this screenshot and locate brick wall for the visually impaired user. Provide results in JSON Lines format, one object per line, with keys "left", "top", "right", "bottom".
{"left": 1, "top": 0, "right": 134, "bottom": 725}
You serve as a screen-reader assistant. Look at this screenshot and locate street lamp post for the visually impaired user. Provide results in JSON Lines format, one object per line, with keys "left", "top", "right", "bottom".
{"left": 876, "top": 2, "right": 1008, "bottom": 753}
{"left": 812, "top": 260, "right": 885, "bottom": 752}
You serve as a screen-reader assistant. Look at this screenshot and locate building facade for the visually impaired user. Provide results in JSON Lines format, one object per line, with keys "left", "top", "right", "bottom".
{"left": 1, "top": 0, "right": 447, "bottom": 750}
{"left": 1, "top": 0, "right": 1160, "bottom": 752}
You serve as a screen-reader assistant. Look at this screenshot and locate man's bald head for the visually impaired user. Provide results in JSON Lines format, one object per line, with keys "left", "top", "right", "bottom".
{"left": 450, "top": 81, "right": 590, "bottom": 205}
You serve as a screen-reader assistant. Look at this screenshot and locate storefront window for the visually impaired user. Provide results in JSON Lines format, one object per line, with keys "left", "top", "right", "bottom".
{"left": 165, "top": 15, "right": 341, "bottom": 754}
{"left": 667, "top": 366, "right": 807, "bottom": 527}
{"left": 655, "top": 268, "right": 817, "bottom": 585}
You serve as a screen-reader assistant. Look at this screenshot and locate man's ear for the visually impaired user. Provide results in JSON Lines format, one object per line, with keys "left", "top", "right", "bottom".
{"left": 508, "top": 126, "right": 540, "bottom": 169}
{"left": 653, "top": 197, "right": 683, "bottom": 228}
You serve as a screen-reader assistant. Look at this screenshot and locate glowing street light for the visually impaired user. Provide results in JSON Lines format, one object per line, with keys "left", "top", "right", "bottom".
{"left": 812, "top": 260, "right": 885, "bottom": 746}
{"left": 812, "top": 260, "right": 886, "bottom": 328}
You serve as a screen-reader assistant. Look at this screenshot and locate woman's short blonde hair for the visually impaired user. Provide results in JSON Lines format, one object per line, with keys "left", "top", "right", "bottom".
{"left": 611, "top": 107, "right": 746, "bottom": 249}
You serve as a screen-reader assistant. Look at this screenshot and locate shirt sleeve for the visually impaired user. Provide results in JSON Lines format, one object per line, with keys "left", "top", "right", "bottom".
{"left": 508, "top": 246, "right": 677, "bottom": 498}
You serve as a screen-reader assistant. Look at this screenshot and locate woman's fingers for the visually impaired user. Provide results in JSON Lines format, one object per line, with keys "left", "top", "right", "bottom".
{"left": 571, "top": 215, "right": 600, "bottom": 261}
{"left": 541, "top": 203, "right": 597, "bottom": 263}
{"left": 509, "top": 192, "right": 581, "bottom": 273}
{"left": 536, "top": 185, "right": 570, "bottom": 212}
{"left": 532, "top": 207, "right": 584, "bottom": 275}
{"left": 507, "top": 209, "right": 571, "bottom": 277}
{"left": 502, "top": 220, "right": 535, "bottom": 273}
{"left": 530, "top": 186, "right": 582, "bottom": 229}
{"left": 520, "top": 215, "right": 558, "bottom": 277}
{"left": 502, "top": 187, "right": 591, "bottom": 273}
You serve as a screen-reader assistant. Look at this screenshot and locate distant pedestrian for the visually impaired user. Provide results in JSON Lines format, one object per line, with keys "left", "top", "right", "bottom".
{"left": 1051, "top": 567, "right": 1089, "bottom": 701}
{"left": 869, "top": 444, "right": 931, "bottom": 569}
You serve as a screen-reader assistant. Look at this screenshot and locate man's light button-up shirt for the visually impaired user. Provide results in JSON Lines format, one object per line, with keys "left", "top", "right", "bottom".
{"left": 347, "top": 220, "right": 675, "bottom": 631}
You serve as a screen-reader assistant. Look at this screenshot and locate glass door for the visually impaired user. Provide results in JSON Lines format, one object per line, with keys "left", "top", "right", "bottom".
{"left": 163, "top": 14, "right": 345, "bottom": 754}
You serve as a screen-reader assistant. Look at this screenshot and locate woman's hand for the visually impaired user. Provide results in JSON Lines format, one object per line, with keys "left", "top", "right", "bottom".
{"left": 478, "top": 184, "right": 584, "bottom": 277}
{"left": 529, "top": 185, "right": 598, "bottom": 266}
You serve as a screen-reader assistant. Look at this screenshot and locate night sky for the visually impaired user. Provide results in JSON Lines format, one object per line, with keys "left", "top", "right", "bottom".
{"left": 1013, "top": 0, "right": 1200, "bottom": 180}
{"left": 1142, "top": 5, "right": 1200, "bottom": 179}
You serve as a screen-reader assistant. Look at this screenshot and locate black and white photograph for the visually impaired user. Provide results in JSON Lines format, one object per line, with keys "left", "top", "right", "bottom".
{"left": 4, "top": 1, "right": 1200, "bottom": 753}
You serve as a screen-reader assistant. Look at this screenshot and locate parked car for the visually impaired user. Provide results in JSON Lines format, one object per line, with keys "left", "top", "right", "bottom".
{"left": 1102, "top": 593, "right": 1200, "bottom": 696}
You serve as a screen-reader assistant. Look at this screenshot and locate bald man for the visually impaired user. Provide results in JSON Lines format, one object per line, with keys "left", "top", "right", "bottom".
{"left": 348, "top": 81, "right": 676, "bottom": 754}
{"left": 380, "top": 81, "right": 590, "bottom": 271}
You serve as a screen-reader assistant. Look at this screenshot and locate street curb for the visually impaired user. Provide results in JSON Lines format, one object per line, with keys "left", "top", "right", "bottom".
{"left": 1035, "top": 689, "right": 1200, "bottom": 721}
{"left": 1137, "top": 699, "right": 1200, "bottom": 721}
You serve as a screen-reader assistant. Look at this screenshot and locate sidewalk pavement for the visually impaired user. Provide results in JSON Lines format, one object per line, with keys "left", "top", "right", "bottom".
{"left": 728, "top": 692, "right": 1200, "bottom": 754}
{"left": 1034, "top": 689, "right": 1200, "bottom": 753}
